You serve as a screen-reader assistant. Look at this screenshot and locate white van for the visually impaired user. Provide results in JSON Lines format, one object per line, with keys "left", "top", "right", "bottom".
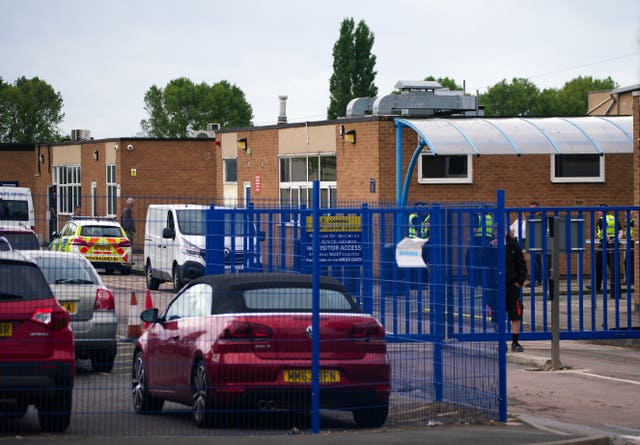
{"left": 0, "top": 186, "right": 35, "bottom": 231}
{"left": 144, "top": 204, "right": 263, "bottom": 290}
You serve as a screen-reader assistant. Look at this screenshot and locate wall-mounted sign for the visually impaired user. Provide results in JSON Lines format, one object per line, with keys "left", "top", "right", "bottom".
{"left": 255, "top": 174, "right": 261, "bottom": 193}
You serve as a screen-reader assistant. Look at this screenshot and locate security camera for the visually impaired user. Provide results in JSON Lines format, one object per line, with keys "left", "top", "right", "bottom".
{"left": 126, "top": 144, "right": 134, "bottom": 151}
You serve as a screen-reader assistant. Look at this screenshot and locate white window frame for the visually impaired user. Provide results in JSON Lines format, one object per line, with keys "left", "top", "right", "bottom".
{"left": 106, "top": 164, "right": 117, "bottom": 216}
{"left": 550, "top": 154, "right": 605, "bottom": 183}
{"left": 53, "top": 165, "right": 81, "bottom": 215}
{"left": 223, "top": 158, "right": 238, "bottom": 183}
{"left": 279, "top": 155, "right": 336, "bottom": 223}
{"left": 418, "top": 153, "right": 473, "bottom": 184}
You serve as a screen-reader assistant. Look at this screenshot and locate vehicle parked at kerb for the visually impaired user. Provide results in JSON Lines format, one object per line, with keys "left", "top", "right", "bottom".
{"left": 0, "top": 225, "right": 40, "bottom": 250}
{"left": 50, "top": 217, "right": 132, "bottom": 275}
{"left": 21, "top": 250, "right": 117, "bottom": 372}
{"left": 132, "top": 272, "right": 390, "bottom": 428}
{"left": 0, "top": 251, "right": 75, "bottom": 432}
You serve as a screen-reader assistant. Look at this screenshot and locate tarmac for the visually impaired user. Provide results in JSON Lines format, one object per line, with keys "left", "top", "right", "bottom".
{"left": 71, "top": 256, "right": 635, "bottom": 445}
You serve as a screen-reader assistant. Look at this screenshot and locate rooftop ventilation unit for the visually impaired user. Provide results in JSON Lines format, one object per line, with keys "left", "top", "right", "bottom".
{"left": 191, "top": 123, "right": 220, "bottom": 139}
{"left": 71, "top": 129, "right": 91, "bottom": 141}
{"left": 347, "top": 80, "right": 481, "bottom": 118}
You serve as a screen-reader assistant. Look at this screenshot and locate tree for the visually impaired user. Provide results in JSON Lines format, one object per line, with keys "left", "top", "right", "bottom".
{"left": 554, "top": 76, "right": 617, "bottom": 116}
{"left": 327, "top": 18, "right": 378, "bottom": 119}
{"left": 140, "top": 78, "right": 253, "bottom": 137}
{"left": 0, "top": 76, "right": 64, "bottom": 143}
{"left": 424, "top": 76, "right": 462, "bottom": 91}
{"left": 481, "top": 75, "right": 618, "bottom": 117}
{"left": 482, "top": 78, "right": 541, "bottom": 117}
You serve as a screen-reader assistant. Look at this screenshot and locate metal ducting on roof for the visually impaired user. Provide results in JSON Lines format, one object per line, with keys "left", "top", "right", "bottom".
{"left": 347, "top": 80, "right": 480, "bottom": 118}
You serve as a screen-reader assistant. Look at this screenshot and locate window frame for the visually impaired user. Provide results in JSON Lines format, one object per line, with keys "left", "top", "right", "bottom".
{"left": 106, "top": 164, "right": 117, "bottom": 217}
{"left": 418, "top": 153, "right": 473, "bottom": 184}
{"left": 550, "top": 154, "right": 605, "bottom": 183}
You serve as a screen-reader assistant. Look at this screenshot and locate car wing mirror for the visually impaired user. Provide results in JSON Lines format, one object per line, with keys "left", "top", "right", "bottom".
{"left": 140, "top": 308, "right": 159, "bottom": 324}
{"left": 162, "top": 227, "right": 175, "bottom": 240}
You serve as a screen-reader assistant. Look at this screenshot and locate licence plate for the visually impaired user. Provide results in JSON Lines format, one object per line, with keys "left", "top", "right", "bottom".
{"left": 60, "top": 302, "right": 77, "bottom": 314}
{"left": 0, "top": 322, "right": 12, "bottom": 337}
{"left": 283, "top": 369, "right": 340, "bottom": 384}
{"left": 87, "top": 256, "right": 118, "bottom": 262}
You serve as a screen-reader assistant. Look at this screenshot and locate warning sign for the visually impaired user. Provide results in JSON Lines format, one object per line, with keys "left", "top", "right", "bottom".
{"left": 302, "top": 215, "right": 362, "bottom": 265}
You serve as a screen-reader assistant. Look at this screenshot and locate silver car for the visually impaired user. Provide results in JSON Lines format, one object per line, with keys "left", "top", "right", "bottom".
{"left": 21, "top": 250, "right": 117, "bottom": 372}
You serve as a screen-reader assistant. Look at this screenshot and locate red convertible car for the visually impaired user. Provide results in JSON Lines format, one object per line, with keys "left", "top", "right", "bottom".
{"left": 132, "top": 272, "right": 390, "bottom": 428}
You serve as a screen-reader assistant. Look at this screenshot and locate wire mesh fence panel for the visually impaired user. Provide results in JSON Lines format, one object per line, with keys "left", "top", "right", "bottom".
{"left": 2, "top": 191, "right": 637, "bottom": 436}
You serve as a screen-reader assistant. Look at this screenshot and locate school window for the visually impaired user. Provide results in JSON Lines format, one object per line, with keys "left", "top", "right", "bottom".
{"left": 106, "top": 164, "right": 117, "bottom": 216}
{"left": 551, "top": 154, "right": 604, "bottom": 183}
{"left": 53, "top": 165, "right": 81, "bottom": 215}
{"left": 279, "top": 155, "right": 337, "bottom": 219}
{"left": 418, "top": 154, "right": 472, "bottom": 184}
{"left": 223, "top": 158, "right": 237, "bottom": 183}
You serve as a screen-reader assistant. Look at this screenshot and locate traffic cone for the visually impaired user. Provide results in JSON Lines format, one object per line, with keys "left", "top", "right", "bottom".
{"left": 143, "top": 290, "right": 154, "bottom": 329}
{"left": 126, "top": 292, "right": 142, "bottom": 339}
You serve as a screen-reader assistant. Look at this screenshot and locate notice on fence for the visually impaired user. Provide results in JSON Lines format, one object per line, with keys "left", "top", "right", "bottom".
{"left": 302, "top": 215, "right": 362, "bottom": 265}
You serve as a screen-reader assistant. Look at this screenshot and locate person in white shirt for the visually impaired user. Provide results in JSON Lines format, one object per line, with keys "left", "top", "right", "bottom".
{"left": 510, "top": 201, "right": 542, "bottom": 285}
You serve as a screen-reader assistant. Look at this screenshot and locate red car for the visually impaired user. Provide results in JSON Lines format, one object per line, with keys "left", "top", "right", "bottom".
{"left": 0, "top": 251, "right": 75, "bottom": 432}
{"left": 132, "top": 272, "right": 390, "bottom": 428}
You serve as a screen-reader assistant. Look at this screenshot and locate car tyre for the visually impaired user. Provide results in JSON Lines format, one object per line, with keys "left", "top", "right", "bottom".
{"left": 132, "top": 352, "right": 164, "bottom": 414}
{"left": 92, "top": 349, "right": 115, "bottom": 373}
{"left": 192, "top": 360, "right": 212, "bottom": 428}
{"left": 146, "top": 260, "right": 160, "bottom": 290}
{"left": 172, "top": 263, "right": 184, "bottom": 291}
{"left": 37, "top": 388, "right": 72, "bottom": 433}
{"left": 352, "top": 404, "right": 389, "bottom": 428}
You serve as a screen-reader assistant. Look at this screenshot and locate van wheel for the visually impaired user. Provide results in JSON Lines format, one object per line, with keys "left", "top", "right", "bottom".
{"left": 146, "top": 260, "right": 160, "bottom": 290}
{"left": 173, "top": 264, "right": 184, "bottom": 291}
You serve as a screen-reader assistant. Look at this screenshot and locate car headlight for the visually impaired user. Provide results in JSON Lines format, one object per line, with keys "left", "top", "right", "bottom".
{"left": 181, "top": 239, "right": 203, "bottom": 258}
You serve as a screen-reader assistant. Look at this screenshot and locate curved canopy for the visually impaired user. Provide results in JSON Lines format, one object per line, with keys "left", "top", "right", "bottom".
{"left": 395, "top": 116, "right": 633, "bottom": 156}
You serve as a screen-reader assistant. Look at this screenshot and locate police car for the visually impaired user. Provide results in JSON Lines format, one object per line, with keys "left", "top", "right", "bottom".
{"left": 49, "top": 217, "right": 132, "bottom": 274}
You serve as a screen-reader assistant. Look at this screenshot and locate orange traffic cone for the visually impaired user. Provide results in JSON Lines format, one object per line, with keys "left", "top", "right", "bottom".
{"left": 126, "top": 292, "right": 142, "bottom": 339}
{"left": 143, "top": 290, "right": 154, "bottom": 329}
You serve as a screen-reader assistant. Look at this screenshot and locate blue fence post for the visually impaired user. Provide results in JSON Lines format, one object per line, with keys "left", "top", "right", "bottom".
{"left": 496, "top": 189, "right": 507, "bottom": 423}
{"left": 362, "top": 203, "right": 373, "bottom": 314}
{"left": 311, "top": 180, "right": 320, "bottom": 434}
{"left": 205, "top": 205, "right": 224, "bottom": 275}
{"left": 431, "top": 203, "right": 444, "bottom": 401}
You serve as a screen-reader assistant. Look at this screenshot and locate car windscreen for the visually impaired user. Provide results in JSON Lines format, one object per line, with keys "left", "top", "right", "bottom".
{"left": 241, "top": 287, "right": 359, "bottom": 313}
{"left": 80, "top": 225, "right": 123, "bottom": 237}
{"left": 32, "top": 256, "right": 98, "bottom": 285}
{"left": 0, "top": 199, "right": 29, "bottom": 222}
{"left": 1, "top": 232, "right": 39, "bottom": 250}
{"left": 0, "top": 261, "right": 53, "bottom": 301}
{"left": 177, "top": 209, "right": 250, "bottom": 237}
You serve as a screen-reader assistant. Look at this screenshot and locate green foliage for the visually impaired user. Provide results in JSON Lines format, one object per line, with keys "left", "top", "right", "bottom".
{"left": 424, "top": 76, "right": 462, "bottom": 91}
{"left": 481, "top": 76, "right": 618, "bottom": 117}
{"left": 328, "top": 18, "right": 378, "bottom": 119}
{"left": 0, "top": 76, "right": 64, "bottom": 143}
{"left": 140, "top": 78, "right": 253, "bottom": 137}
{"left": 482, "top": 78, "right": 541, "bottom": 116}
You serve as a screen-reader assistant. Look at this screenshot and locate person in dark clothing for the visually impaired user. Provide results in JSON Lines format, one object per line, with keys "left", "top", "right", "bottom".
{"left": 120, "top": 197, "right": 136, "bottom": 247}
{"left": 506, "top": 231, "right": 528, "bottom": 352}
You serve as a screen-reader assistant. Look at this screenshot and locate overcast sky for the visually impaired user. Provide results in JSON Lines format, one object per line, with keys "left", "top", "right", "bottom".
{"left": 2, "top": 0, "right": 639, "bottom": 139}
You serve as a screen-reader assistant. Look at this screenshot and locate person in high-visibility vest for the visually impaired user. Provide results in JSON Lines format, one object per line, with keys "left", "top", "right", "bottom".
{"left": 408, "top": 204, "right": 431, "bottom": 285}
{"left": 595, "top": 205, "right": 621, "bottom": 297}
{"left": 468, "top": 210, "right": 496, "bottom": 289}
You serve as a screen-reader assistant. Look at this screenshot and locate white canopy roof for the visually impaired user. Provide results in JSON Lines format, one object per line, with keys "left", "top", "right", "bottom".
{"left": 396, "top": 116, "right": 633, "bottom": 155}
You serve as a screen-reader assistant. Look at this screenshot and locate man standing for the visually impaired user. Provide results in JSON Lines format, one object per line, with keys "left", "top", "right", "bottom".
{"left": 120, "top": 197, "right": 135, "bottom": 247}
